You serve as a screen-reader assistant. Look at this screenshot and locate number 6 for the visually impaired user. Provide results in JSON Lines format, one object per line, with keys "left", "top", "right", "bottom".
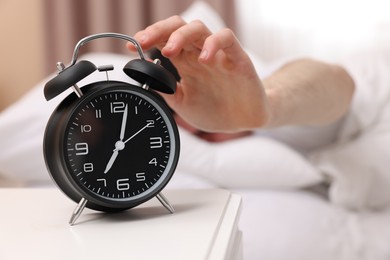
{"left": 117, "top": 178, "right": 130, "bottom": 190}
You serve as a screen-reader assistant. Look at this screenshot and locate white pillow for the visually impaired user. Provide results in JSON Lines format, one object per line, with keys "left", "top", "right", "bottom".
{"left": 177, "top": 127, "right": 323, "bottom": 189}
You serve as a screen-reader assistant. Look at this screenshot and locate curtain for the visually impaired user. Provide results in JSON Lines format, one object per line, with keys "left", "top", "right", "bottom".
{"left": 43, "top": 0, "right": 235, "bottom": 74}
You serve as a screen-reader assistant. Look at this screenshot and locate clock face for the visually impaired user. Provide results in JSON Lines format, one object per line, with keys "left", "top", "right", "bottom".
{"left": 62, "top": 84, "right": 179, "bottom": 206}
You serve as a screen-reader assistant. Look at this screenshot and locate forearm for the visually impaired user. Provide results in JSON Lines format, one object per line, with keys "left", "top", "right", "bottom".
{"left": 263, "top": 58, "right": 355, "bottom": 127}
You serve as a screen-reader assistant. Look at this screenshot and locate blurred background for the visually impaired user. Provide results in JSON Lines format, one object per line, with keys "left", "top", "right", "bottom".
{"left": 1, "top": 0, "right": 389, "bottom": 111}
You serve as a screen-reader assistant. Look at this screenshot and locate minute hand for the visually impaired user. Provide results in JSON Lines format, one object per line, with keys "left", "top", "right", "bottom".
{"left": 123, "top": 122, "right": 152, "bottom": 145}
{"left": 119, "top": 104, "right": 128, "bottom": 140}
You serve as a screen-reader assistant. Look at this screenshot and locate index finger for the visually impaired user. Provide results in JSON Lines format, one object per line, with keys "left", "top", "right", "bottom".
{"left": 127, "top": 16, "right": 187, "bottom": 52}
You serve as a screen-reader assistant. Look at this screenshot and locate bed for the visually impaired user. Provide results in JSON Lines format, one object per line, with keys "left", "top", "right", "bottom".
{"left": 1, "top": 1, "right": 390, "bottom": 259}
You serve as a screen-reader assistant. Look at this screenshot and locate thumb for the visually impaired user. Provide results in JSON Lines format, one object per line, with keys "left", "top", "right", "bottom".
{"left": 159, "top": 85, "right": 182, "bottom": 112}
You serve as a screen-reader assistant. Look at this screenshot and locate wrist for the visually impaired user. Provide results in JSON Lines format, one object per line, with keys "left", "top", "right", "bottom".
{"left": 262, "top": 78, "right": 285, "bottom": 128}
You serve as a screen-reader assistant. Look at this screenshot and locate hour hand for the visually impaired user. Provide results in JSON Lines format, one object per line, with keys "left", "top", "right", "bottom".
{"left": 104, "top": 150, "right": 119, "bottom": 174}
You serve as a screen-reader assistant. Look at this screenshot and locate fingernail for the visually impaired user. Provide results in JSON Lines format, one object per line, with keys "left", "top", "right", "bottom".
{"left": 164, "top": 42, "right": 174, "bottom": 50}
{"left": 199, "top": 49, "right": 208, "bottom": 60}
{"left": 139, "top": 33, "right": 147, "bottom": 43}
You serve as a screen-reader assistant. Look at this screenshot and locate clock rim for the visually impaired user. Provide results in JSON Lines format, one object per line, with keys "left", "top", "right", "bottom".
{"left": 43, "top": 81, "right": 180, "bottom": 212}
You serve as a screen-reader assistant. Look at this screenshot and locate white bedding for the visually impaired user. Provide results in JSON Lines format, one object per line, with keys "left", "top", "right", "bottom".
{"left": 0, "top": 1, "right": 390, "bottom": 260}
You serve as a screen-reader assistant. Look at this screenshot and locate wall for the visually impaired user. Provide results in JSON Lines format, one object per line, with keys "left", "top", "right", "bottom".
{"left": 0, "top": 0, "right": 45, "bottom": 111}
{"left": 236, "top": 0, "right": 390, "bottom": 63}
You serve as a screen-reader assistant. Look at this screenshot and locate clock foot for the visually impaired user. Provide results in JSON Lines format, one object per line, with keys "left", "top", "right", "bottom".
{"left": 69, "top": 197, "right": 88, "bottom": 226}
{"left": 156, "top": 193, "right": 174, "bottom": 214}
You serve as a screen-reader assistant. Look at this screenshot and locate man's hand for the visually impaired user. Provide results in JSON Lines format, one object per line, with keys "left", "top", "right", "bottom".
{"left": 128, "top": 16, "right": 269, "bottom": 133}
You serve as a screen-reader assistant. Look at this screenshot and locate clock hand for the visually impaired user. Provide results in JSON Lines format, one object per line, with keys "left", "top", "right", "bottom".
{"left": 104, "top": 150, "right": 119, "bottom": 174}
{"left": 119, "top": 104, "right": 128, "bottom": 140}
{"left": 123, "top": 122, "right": 153, "bottom": 145}
{"left": 104, "top": 122, "right": 152, "bottom": 174}
{"left": 104, "top": 105, "right": 128, "bottom": 174}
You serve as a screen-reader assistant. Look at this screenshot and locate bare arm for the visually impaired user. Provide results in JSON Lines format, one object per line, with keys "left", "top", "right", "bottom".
{"left": 264, "top": 59, "right": 355, "bottom": 127}
{"left": 128, "top": 16, "right": 355, "bottom": 132}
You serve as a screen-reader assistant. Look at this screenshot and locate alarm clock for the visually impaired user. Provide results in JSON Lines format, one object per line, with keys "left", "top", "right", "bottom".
{"left": 43, "top": 33, "right": 180, "bottom": 225}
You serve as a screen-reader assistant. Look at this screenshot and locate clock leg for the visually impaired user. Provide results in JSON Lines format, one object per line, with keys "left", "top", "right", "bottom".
{"left": 156, "top": 193, "right": 175, "bottom": 214}
{"left": 69, "top": 197, "right": 88, "bottom": 226}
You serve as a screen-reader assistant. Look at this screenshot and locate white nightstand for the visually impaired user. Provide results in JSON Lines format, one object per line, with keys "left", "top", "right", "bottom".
{"left": 0, "top": 188, "right": 242, "bottom": 260}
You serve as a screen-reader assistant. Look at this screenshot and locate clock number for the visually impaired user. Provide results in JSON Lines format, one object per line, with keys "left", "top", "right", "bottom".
{"left": 150, "top": 137, "right": 162, "bottom": 149}
{"left": 117, "top": 178, "right": 130, "bottom": 191}
{"left": 110, "top": 102, "right": 126, "bottom": 113}
{"left": 149, "top": 158, "right": 158, "bottom": 166}
{"left": 75, "top": 142, "right": 88, "bottom": 155}
{"left": 136, "top": 172, "right": 146, "bottom": 182}
{"left": 83, "top": 163, "right": 93, "bottom": 172}
{"left": 81, "top": 125, "right": 92, "bottom": 133}
{"left": 146, "top": 120, "right": 154, "bottom": 128}
{"left": 97, "top": 178, "right": 107, "bottom": 187}
{"left": 95, "top": 109, "right": 102, "bottom": 118}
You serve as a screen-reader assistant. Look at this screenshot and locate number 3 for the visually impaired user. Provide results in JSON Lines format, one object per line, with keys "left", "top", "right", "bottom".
{"left": 150, "top": 137, "right": 162, "bottom": 149}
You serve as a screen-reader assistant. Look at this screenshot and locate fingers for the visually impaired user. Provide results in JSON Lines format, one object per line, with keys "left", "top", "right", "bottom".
{"left": 127, "top": 15, "right": 186, "bottom": 52}
{"left": 161, "top": 20, "right": 212, "bottom": 57}
{"left": 128, "top": 16, "right": 213, "bottom": 57}
{"left": 199, "top": 28, "right": 246, "bottom": 64}
{"left": 128, "top": 15, "right": 245, "bottom": 65}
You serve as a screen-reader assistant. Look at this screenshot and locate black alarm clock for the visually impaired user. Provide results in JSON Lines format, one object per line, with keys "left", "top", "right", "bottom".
{"left": 43, "top": 33, "right": 180, "bottom": 225}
